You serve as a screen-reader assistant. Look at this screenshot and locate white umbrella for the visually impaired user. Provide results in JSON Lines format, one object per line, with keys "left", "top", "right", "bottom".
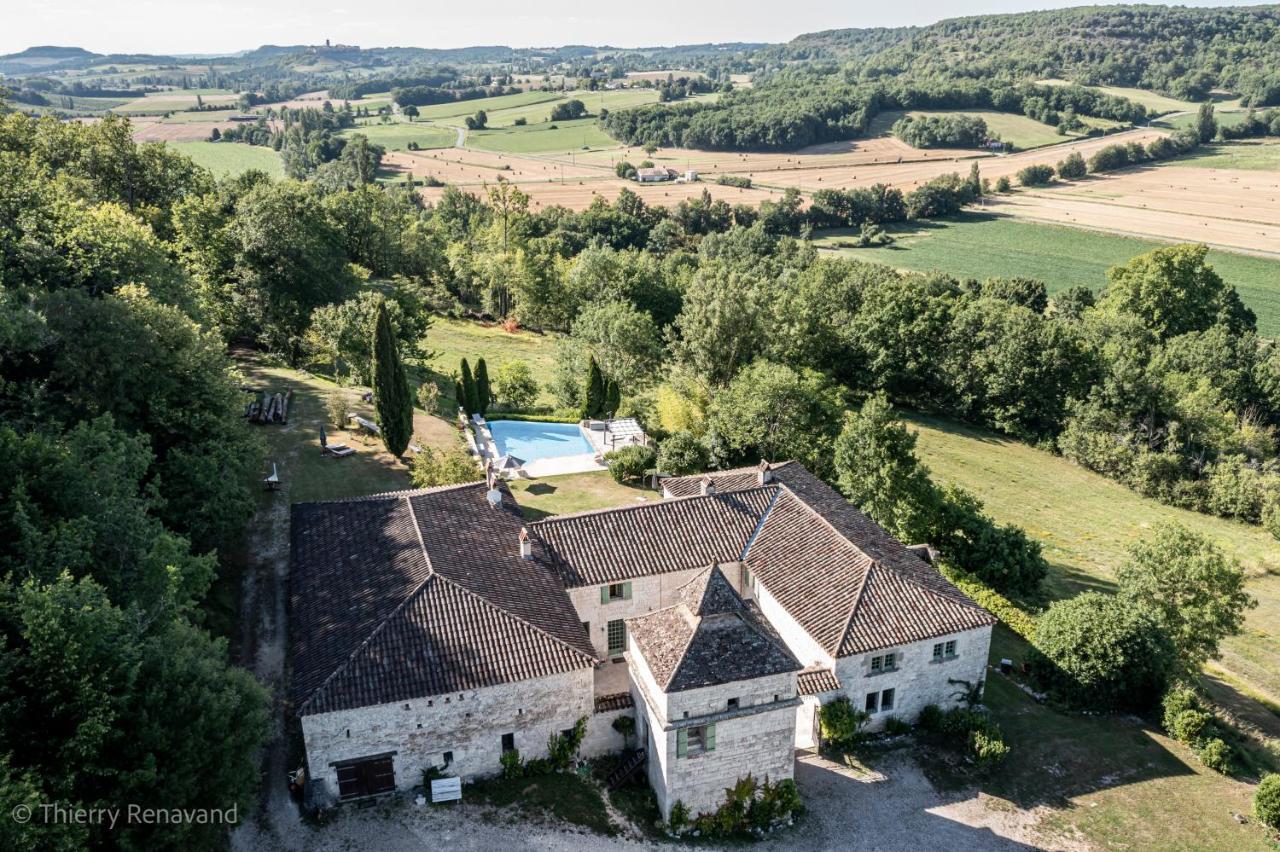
{"left": 495, "top": 454, "right": 526, "bottom": 471}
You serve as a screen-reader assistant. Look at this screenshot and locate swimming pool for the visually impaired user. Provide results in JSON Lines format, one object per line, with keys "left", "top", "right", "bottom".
{"left": 488, "top": 420, "right": 595, "bottom": 461}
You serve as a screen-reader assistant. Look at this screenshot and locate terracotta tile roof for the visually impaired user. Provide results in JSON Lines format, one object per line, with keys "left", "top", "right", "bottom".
{"left": 527, "top": 488, "right": 778, "bottom": 587}
{"left": 661, "top": 462, "right": 786, "bottom": 497}
{"left": 797, "top": 667, "right": 842, "bottom": 695}
{"left": 664, "top": 464, "right": 996, "bottom": 657}
{"left": 290, "top": 481, "right": 596, "bottom": 716}
{"left": 627, "top": 567, "right": 801, "bottom": 692}
{"left": 594, "top": 692, "right": 634, "bottom": 713}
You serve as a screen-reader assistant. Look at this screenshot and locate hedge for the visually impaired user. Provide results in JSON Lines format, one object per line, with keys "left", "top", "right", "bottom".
{"left": 938, "top": 562, "right": 1037, "bottom": 641}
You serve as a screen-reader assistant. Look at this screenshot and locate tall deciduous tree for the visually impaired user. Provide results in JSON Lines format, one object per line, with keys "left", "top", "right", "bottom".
{"left": 373, "top": 302, "right": 413, "bottom": 457}
{"left": 1117, "top": 523, "right": 1256, "bottom": 673}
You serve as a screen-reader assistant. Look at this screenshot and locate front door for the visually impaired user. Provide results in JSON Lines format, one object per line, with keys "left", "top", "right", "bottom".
{"left": 335, "top": 755, "right": 396, "bottom": 799}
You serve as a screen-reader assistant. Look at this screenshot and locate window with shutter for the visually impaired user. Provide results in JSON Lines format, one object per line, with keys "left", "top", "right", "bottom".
{"left": 705, "top": 723, "right": 716, "bottom": 752}
{"left": 676, "top": 728, "right": 688, "bottom": 757}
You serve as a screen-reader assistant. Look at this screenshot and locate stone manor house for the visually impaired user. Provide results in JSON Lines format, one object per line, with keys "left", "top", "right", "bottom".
{"left": 290, "top": 461, "right": 995, "bottom": 817}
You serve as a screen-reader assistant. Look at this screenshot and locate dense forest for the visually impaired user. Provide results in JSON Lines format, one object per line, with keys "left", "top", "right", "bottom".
{"left": 604, "top": 5, "right": 1280, "bottom": 150}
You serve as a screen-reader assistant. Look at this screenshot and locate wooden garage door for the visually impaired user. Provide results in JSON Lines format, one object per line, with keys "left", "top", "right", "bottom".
{"left": 335, "top": 755, "right": 396, "bottom": 799}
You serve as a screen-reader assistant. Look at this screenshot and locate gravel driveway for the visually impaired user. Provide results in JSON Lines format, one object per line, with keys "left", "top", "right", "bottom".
{"left": 233, "top": 750, "right": 1078, "bottom": 852}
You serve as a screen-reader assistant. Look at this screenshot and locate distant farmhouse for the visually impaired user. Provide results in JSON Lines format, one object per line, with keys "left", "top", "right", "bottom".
{"left": 290, "top": 461, "right": 995, "bottom": 817}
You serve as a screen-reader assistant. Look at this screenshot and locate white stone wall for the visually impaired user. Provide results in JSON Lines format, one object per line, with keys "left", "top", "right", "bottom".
{"left": 301, "top": 667, "right": 594, "bottom": 796}
{"left": 753, "top": 578, "right": 835, "bottom": 671}
{"left": 831, "top": 625, "right": 993, "bottom": 731}
{"left": 569, "top": 563, "right": 746, "bottom": 659}
{"left": 628, "top": 645, "right": 798, "bottom": 820}
{"left": 582, "top": 704, "right": 632, "bottom": 758}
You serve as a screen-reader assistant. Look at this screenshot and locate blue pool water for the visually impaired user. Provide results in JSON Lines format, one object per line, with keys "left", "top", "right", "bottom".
{"left": 488, "top": 420, "right": 594, "bottom": 461}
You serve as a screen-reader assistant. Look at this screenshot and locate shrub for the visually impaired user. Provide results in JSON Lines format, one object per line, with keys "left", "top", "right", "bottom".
{"left": 818, "top": 696, "right": 870, "bottom": 746}
{"left": 325, "top": 392, "right": 348, "bottom": 428}
{"left": 1056, "top": 151, "right": 1087, "bottom": 179}
{"left": 513, "top": 117, "right": 527, "bottom": 126}
{"left": 416, "top": 381, "right": 440, "bottom": 414}
{"left": 883, "top": 715, "right": 911, "bottom": 736}
{"left": 1161, "top": 686, "right": 1199, "bottom": 731}
{"left": 668, "top": 799, "right": 690, "bottom": 833}
{"left": 968, "top": 728, "right": 1011, "bottom": 768}
{"left": 604, "top": 444, "right": 656, "bottom": 484}
{"left": 994, "top": 175, "right": 1011, "bottom": 192}
{"left": 1195, "top": 738, "right": 1233, "bottom": 774}
{"left": 918, "top": 704, "right": 945, "bottom": 731}
{"left": 500, "top": 748, "right": 522, "bottom": 779}
{"left": 1017, "top": 164, "right": 1055, "bottom": 187}
{"left": 523, "top": 756, "right": 552, "bottom": 776}
{"left": 1169, "top": 709, "right": 1212, "bottom": 746}
{"left": 1256, "top": 774, "right": 1280, "bottom": 830}
{"left": 1030, "top": 592, "right": 1175, "bottom": 711}
{"left": 410, "top": 446, "right": 480, "bottom": 488}
{"left": 657, "top": 431, "right": 708, "bottom": 476}
{"left": 494, "top": 360, "right": 540, "bottom": 411}
{"left": 717, "top": 174, "right": 752, "bottom": 188}
{"left": 612, "top": 714, "right": 636, "bottom": 747}
{"left": 547, "top": 716, "right": 587, "bottom": 770}
{"left": 615, "top": 160, "right": 634, "bottom": 178}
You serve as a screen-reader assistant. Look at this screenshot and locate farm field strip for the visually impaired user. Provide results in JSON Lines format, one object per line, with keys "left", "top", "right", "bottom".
{"left": 868, "top": 107, "right": 1106, "bottom": 150}
{"left": 417, "top": 176, "right": 783, "bottom": 210}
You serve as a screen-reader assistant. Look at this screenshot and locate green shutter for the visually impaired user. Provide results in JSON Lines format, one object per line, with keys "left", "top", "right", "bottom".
{"left": 600, "top": 586, "right": 610, "bottom": 604}
{"left": 622, "top": 581, "right": 632, "bottom": 600}
{"left": 676, "top": 728, "right": 688, "bottom": 758}
{"left": 705, "top": 723, "right": 716, "bottom": 752}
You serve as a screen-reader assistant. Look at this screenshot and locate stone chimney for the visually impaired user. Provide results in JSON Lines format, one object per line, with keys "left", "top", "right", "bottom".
{"left": 757, "top": 460, "right": 773, "bottom": 485}
{"left": 519, "top": 527, "right": 533, "bottom": 560}
{"left": 699, "top": 475, "right": 715, "bottom": 497}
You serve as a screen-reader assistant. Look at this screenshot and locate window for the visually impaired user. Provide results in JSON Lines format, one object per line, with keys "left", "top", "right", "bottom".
{"left": 934, "top": 640, "right": 958, "bottom": 661}
{"left": 865, "top": 692, "right": 879, "bottom": 713}
{"left": 607, "top": 619, "right": 626, "bottom": 655}
{"left": 676, "top": 723, "right": 716, "bottom": 758}
{"left": 442, "top": 751, "right": 453, "bottom": 766}
{"left": 727, "top": 697, "right": 739, "bottom": 710}
{"left": 601, "top": 582, "right": 632, "bottom": 603}
{"left": 946, "top": 640, "right": 957, "bottom": 657}
{"left": 501, "top": 733, "right": 515, "bottom": 753}
{"left": 870, "top": 652, "right": 897, "bottom": 673}
{"left": 581, "top": 621, "right": 590, "bottom": 636}
{"left": 881, "top": 688, "right": 895, "bottom": 711}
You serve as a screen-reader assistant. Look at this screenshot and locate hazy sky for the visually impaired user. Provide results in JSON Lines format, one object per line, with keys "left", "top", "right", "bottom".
{"left": 2, "top": 0, "right": 1273, "bottom": 56}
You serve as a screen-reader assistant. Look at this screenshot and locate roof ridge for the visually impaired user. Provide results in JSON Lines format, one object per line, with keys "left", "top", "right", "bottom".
{"left": 665, "top": 461, "right": 797, "bottom": 486}
{"left": 529, "top": 484, "right": 778, "bottom": 529}
{"left": 739, "top": 486, "right": 784, "bottom": 561}
{"left": 293, "top": 479, "right": 486, "bottom": 507}
{"left": 835, "top": 560, "right": 877, "bottom": 657}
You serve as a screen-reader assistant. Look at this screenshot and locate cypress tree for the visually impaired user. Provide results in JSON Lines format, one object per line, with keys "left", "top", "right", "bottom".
{"left": 373, "top": 302, "right": 413, "bottom": 457}
{"left": 460, "top": 358, "right": 477, "bottom": 415}
{"left": 604, "top": 379, "right": 621, "bottom": 417}
{"left": 475, "top": 358, "right": 491, "bottom": 417}
{"left": 583, "top": 356, "right": 604, "bottom": 418}
{"left": 455, "top": 379, "right": 466, "bottom": 413}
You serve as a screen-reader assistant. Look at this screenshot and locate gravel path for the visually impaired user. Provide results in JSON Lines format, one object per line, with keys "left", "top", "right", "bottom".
{"left": 233, "top": 750, "right": 1082, "bottom": 852}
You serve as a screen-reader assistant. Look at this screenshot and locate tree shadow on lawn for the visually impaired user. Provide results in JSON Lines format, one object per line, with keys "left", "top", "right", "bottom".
{"left": 921, "top": 674, "right": 1196, "bottom": 814}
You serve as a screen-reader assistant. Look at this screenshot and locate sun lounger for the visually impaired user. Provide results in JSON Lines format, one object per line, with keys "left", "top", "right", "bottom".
{"left": 324, "top": 444, "right": 355, "bottom": 457}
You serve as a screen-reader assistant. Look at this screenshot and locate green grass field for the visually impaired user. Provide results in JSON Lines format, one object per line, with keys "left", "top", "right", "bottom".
{"left": 868, "top": 109, "right": 1096, "bottom": 150}
{"left": 907, "top": 413, "right": 1280, "bottom": 714}
{"left": 411, "top": 90, "right": 565, "bottom": 121}
{"left": 814, "top": 214, "right": 1280, "bottom": 336}
{"left": 1153, "top": 110, "right": 1254, "bottom": 132}
{"left": 424, "top": 317, "right": 563, "bottom": 406}
{"left": 465, "top": 117, "right": 619, "bottom": 153}
{"left": 339, "top": 122, "right": 456, "bottom": 151}
{"left": 168, "top": 141, "right": 284, "bottom": 178}
{"left": 1038, "top": 79, "right": 1242, "bottom": 116}
{"left": 1167, "top": 139, "right": 1280, "bottom": 171}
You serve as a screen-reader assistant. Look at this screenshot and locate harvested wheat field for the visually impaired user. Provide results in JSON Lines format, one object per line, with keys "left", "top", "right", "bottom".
{"left": 382, "top": 149, "right": 607, "bottom": 185}
{"left": 569, "top": 136, "right": 964, "bottom": 173}
{"left": 130, "top": 115, "right": 241, "bottom": 142}
{"left": 991, "top": 166, "right": 1280, "bottom": 257}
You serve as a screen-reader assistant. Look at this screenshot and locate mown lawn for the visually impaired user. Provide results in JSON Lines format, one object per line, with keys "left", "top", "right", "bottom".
{"left": 906, "top": 413, "right": 1280, "bottom": 714}
{"left": 168, "top": 141, "right": 284, "bottom": 177}
{"left": 814, "top": 213, "right": 1280, "bottom": 337}
{"left": 959, "top": 664, "right": 1273, "bottom": 851}
{"left": 508, "top": 471, "right": 654, "bottom": 521}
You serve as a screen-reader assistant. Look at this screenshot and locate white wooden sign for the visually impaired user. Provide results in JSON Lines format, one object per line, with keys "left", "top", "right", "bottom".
{"left": 430, "top": 777, "right": 462, "bottom": 803}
